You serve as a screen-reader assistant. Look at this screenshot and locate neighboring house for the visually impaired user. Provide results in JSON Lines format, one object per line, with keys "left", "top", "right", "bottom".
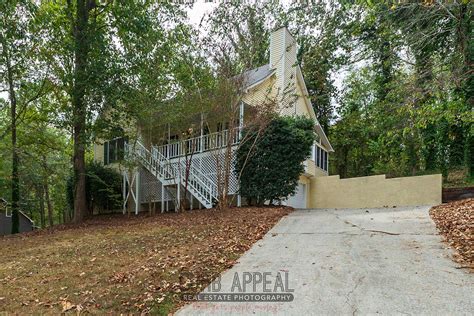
{"left": 0, "top": 198, "right": 35, "bottom": 236}
{"left": 93, "top": 27, "right": 333, "bottom": 212}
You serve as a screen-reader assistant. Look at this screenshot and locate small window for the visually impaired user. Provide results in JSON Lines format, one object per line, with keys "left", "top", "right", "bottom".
{"left": 104, "top": 137, "right": 127, "bottom": 165}
{"left": 323, "top": 151, "right": 328, "bottom": 171}
{"left": 316, "top": 147, "right": 320, "bottom": 167}
{"left": 315, "top": 145, "right": 328, "bottom": 172}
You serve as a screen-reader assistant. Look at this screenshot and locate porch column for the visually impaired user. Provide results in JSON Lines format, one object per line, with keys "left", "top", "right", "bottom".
{"left": 239, "top": 101, "right": 244, "bottom": 140}
{"left": 237, "top": 101, "right": 244, "bottom": 207}
{"left": 200, "top": 113, "right": 204, "bottom": 153}
{"left": 167, "top": 124, "right": 170, "bottom": 158}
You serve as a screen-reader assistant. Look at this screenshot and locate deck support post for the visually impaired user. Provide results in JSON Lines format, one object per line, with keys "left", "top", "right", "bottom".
{"left": 161, "top": 183, "right": 165, "bottom": 213}
{"left": 135, "top": 170, "right": 140, "bottom": 215}
{"left": 176, "top": 177, "right": 181, "bottom": 212}
{"left": 122, "top": 171, "right": 127, "bottom": 214}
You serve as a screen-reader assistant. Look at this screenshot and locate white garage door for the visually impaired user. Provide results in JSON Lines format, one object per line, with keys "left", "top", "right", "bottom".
{"left": 286, "top": 183, "right": 307, "bottom": 209}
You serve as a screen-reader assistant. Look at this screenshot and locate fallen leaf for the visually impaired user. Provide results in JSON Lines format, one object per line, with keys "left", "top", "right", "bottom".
{"left": 61, "top": 301, "right": 75, "bottom": 312}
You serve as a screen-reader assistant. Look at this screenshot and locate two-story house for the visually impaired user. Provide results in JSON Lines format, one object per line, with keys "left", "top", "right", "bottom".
{"left": 93, "top": 26, "right": 333, "bottom": 213}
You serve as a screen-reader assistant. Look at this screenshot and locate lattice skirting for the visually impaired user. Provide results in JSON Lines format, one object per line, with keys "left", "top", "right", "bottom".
{"left": 168, "top": 148, "right": 239, "bottom": 195}
{"left": 140, "top": 168, "right": 173, "bottom": 203}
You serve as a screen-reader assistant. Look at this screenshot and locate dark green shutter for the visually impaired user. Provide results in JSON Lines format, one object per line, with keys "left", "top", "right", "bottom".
{"left": 117, "top": 137, "right": 125, "bottom": 160}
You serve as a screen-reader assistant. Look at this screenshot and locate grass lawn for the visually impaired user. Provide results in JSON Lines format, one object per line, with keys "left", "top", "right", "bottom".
{"left": 443, "top": 169, "right": 474, "bottom": 188}
{"left": 0, "top": 206, "right": 291, "bottom": 315}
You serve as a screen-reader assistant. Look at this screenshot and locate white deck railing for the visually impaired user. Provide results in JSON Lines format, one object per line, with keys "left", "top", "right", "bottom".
{"left": 125, "top": 127, "right": 241, "bottom": 209}
{"left": 155, "top": 127, "right": 241, "bottom": 159}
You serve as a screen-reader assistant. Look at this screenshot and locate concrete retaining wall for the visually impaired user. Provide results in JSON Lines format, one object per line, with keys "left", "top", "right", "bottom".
{"left": 309, "top": 174, "right": 442, "bottom": 209}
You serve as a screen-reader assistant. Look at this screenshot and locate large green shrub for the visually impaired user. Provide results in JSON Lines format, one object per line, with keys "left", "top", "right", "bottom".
{"left": 67, "top": 162, "right": 123, "bottom": 214}
{"left": 236, "top": 116, "right": 316, "bottom": 205}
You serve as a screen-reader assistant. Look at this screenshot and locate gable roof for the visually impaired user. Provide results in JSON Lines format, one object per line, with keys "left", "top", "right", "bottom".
{"left": 239, "top": 63, "right": 334, "bottom": 152}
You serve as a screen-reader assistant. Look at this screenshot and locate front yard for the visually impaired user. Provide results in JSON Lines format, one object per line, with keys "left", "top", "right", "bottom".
{"left": 0, "top": 207, "right": 291, "bottom": 315}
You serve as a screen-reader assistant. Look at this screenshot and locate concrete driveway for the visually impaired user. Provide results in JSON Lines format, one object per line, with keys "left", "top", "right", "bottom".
{"left": 178, "top": 206, "right": 473, "bottom": 315}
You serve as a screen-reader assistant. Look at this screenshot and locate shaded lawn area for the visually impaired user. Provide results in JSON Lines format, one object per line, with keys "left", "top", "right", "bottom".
{"left": 0, "top": 206, "right": 292, "bottom": 315}
{"left": 430, "top": 199, "right": 473, "bottom": 271}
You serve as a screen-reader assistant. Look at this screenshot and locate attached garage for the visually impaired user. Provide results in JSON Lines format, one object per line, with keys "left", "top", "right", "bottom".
{"left": 286, "top": 183, "right": 307, "bottom": 209}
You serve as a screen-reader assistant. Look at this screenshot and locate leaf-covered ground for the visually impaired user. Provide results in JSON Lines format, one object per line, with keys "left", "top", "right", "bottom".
{"left": 0, "top": 206, "right": 292, "bottom": 315}
{"left": 430, "top": 199, "right": 473, "bottom": 271}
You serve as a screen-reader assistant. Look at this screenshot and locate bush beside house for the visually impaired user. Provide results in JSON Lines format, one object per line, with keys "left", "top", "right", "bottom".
{"left": 236, "top": 116, "right": 315, "bottom": 205}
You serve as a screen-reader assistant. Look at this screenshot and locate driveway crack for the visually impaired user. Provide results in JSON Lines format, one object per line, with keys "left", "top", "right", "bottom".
{"left": 344, "top": 276, "right": 365, "bottom": 315}
{"left": 342, "top": 217, "right": 401, "bottom": 235}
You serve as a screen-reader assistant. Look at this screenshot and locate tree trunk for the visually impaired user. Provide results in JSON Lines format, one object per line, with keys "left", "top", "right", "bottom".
{"left": 58, "top": 205, "right": 63, "bottom": 224}
{"left": 71, "top": 0, "right": 91, "bottom": 223}
{"left": 2, "top": 36, "right": 20, "bottom": 234}
{"left": 62, "top": 208, "right": 68, "bottom": 224}
{"left": 37, "top": 185, "right": 46, "bottom": 228}
{"left": 459, "top": 4, "right": 473, "bottom": 178}
{"left": 44, "top": 179, "right": 54, "bottom": 227}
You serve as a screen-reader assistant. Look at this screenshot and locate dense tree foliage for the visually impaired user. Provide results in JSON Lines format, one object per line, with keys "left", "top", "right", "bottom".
{"left": 66, "top": 162, "right": 122, "bottom": 214}
{"left": 236, "top": 116, "right": 315, "bottom": 205}
{"left": 0, "top": 0, "right": 472, "bottom": 233}
{"left": 330, "top": 1, "right": 473, "bottom": 182}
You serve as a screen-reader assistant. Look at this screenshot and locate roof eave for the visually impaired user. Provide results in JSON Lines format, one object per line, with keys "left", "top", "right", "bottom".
{"left": 296, "top": 66, "right": 334, "bottom": 152}
{"left": 243, "top": 69, "right": 276, "bottom": 93}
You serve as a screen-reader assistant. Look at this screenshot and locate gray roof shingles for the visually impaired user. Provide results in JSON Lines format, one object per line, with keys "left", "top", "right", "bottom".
{"left": 240, "top": 64, "right": 273, "bottom": 88}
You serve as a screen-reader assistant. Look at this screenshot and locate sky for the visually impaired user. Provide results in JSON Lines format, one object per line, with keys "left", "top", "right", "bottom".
{"left": 1, "top": 1, "right": 347, "bottom": 106}
{"left": 186, "top": 1, "right": 218, "bottom": 27}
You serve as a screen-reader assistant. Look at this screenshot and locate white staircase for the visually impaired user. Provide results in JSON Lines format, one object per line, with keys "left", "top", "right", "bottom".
{"left": 130, "top": 141, "right": 218, "bottom": 209}
{"left": 127, "top": 128, "right": 241, "bottom": 210}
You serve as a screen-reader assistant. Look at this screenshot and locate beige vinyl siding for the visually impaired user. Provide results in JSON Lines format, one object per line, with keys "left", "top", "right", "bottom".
{"left": 242, "top": 75, "right": 278, "bottom": 108}
{"left": 295, "top": 80, "right": 311, "bottom": 117}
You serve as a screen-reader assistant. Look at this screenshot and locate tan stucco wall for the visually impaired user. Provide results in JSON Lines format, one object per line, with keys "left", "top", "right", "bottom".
{"left": 309, "top": 174, "right": 442, "bottom": 209}
{"left": 314, "top": 166, "right": 328, "bottom": 178}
